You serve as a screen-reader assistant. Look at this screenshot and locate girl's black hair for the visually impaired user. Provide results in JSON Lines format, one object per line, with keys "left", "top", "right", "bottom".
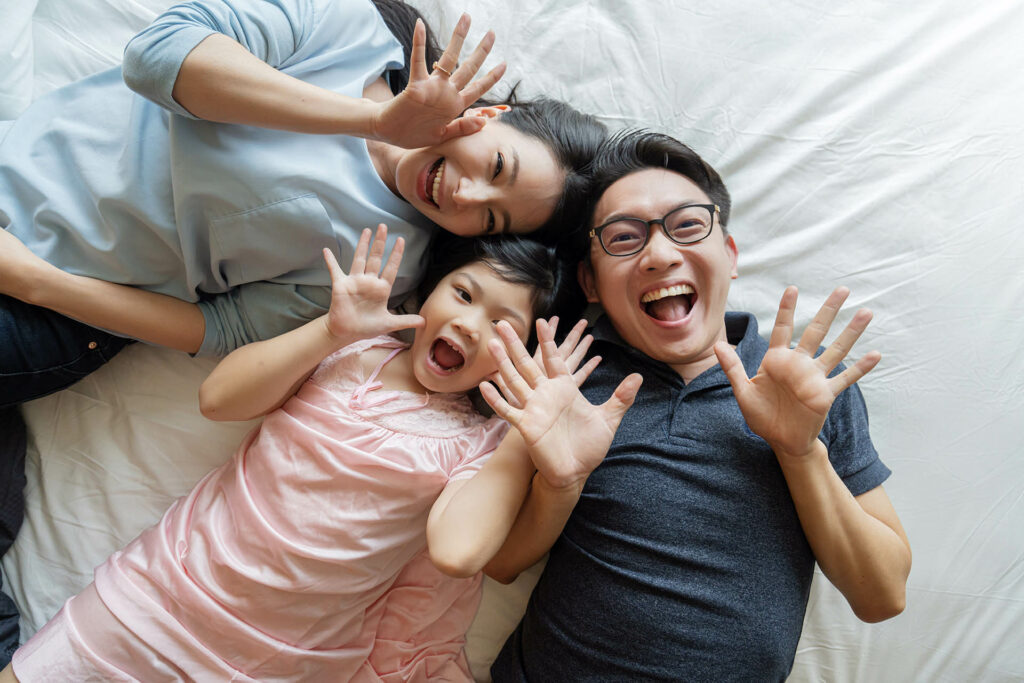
{"left": 372, "top": 0, "right": 443, "bottom": 95}
{"left": 416, "top": 231, "right": 584, "bottom": 349}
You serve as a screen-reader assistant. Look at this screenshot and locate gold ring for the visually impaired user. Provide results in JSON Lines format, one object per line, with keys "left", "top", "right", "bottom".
{"left": 432, "top": 61, "right": 453, "bottom": 77}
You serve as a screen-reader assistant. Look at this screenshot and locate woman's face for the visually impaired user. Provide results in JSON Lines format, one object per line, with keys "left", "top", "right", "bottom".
{"left": 394, "top": 117, "right": 565, "bottom": 237}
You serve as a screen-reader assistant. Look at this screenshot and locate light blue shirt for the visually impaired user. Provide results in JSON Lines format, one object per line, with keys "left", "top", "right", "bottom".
{"left": 0, "top": 0, "right": 435, "bottom": 356}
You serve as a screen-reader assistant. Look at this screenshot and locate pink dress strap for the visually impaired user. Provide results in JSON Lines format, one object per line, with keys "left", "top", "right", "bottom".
{"left": 350, "top": 345, "right": 414, "bottom": 410}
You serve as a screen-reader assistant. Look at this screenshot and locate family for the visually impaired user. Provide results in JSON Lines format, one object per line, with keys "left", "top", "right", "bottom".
{"left": 0, "top": 0, "right": 911, "bottom": 680}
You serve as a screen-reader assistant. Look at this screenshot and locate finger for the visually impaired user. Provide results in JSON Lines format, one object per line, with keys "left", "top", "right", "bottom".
{"left": 322, "top": 248, "right": 346, "bottom": 286}
{"left": 713, "top": 341, "right": 750, "bottom": 398}
{"left": 458, "top": 62, "right": 507, "bottom": 105}
{"left": 826, "top": 350, "right": 881, "bottom": 396}
{"left": 557, "top": 318, "right": 588, "bottom": 358}
{"left": 796, "top": 286, "right": 850, "bottom": 356}
{"left": 564, "top": 333, "right": 594, "bottom": 374}
{"left": 479, "top": 380, "right": 521, "bottom": 427}
{"left": 495, "top": 320, "right": 545, "bottom": 388}
{"left": 817, "top": 308, "right": 873, "bottom": 373}
{"left": 572, "top": 355, "right": 602, "bottom": 387}
{"left": 536, "top": 320, "right": 571, "bottom": 380}
{"left": 488, "top": 337, "right": 533, "bottom": 406}
{"left": 365, "top": 224, "right": 388, "bottom": 275}
{"left": 490, "top": 369, "right": 523, "bottom": 409}
{"left": 530, "top": 316, "right": 556, "bottom": 366}
{"left": 450, "top": 29, "right": 494, "bottom": 89}
{"left": 409, "top": 19, "right": 428, "bottom": 82}
{"left": 379, "top": 235, "right": 405, "bottom": 286}
{"left": 600, "top": 372, "right": 643, "bottom": 427}
{"left": 350, "top": 228, "right": 372, "bottom": 274}
{"left": 387, "top": 313, "right": 425, "bottom": 332}
{"left": 436, "top": 13, "right": 469, "bottom": 76}
{"left": 438, "top": 116, "right": 487, "bottom": 143}
{"left": 768, "top": 286, "right": 798, "bottom": 349}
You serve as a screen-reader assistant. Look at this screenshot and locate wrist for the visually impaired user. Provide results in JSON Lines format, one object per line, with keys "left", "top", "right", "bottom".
{"left": 533, "top": 470, "right": 587, "bottom": 501}
{"left": 773, "top": 438, "right": 828, "bottom": 465}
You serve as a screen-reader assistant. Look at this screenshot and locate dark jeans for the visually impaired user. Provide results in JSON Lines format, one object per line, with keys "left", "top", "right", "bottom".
{"left": 0, "top": 293, "right": 131, "bottom": 664}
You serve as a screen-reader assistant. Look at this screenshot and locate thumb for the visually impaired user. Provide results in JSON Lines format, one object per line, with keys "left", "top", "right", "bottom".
{"left": 600, "top": 372, "right": 643, "bottom": 427}
{"left": 713, "top": 341, "right": 749, "bottom": 393}
{"left": 439, "top": 116, "right": 486, "bottom": 142}
{"left": 388, "top": 313, "right": 425, "bottom": 332}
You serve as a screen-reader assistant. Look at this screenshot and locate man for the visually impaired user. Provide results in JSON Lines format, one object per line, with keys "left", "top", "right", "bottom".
{"left": 484, "top": 130, "right": 912, "bottom": 681}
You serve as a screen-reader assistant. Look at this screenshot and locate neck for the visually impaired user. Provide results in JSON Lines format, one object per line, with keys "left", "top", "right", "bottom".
{"left": 365, "top": 140, "right": 402, "bottom": 197}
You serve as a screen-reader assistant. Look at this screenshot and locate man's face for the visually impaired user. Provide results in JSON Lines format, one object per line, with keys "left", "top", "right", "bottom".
{"left": 579, "top": 168, "right": 738, "bottom": 379}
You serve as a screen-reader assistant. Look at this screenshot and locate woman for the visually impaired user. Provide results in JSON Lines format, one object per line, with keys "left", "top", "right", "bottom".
{"left": 0, "top": 0, "right": 606, "bottom": 660}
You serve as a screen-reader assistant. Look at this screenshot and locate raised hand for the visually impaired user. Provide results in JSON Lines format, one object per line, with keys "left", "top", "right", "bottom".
{"left": 371, "top": 14, "right": 507, "bottom": 148}
{"left": 322, "top": 224, "right": 423, "bottom": 342}
{"left": 714, "top": 286, "right": 881, "bottom": 459}
{"left": 480, "top": 319, "right": 643, "bottom": 489}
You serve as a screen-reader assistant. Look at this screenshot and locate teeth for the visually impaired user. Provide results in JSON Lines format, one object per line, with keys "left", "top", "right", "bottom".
{"left": 641, "top": 283, "right": 694, "bottom": 303}
{"left": 431, "top": 159, "right": 445, "bottom": 206}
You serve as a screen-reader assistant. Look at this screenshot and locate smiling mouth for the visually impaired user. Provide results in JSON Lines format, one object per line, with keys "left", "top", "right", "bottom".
{"left": 641, "top": 284, "right": 695, "bottom": 322}
{"left": 429, "top": 338, "right": 464, "bottom": 373}
{"left": 425, "top": 158, "right": 445, "bottom": 208}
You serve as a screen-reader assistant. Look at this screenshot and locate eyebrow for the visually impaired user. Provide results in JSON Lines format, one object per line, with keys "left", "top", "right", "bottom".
{"left": 598, "top": 198, "right": 706, "bottom": 225}
{"left": 463, "top": 272, "right": 529, "bottom": 330}
{"left": 499, "top": 147, "right": 521, "bottom": 233}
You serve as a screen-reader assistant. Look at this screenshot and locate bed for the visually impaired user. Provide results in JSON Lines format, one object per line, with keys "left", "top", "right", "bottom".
{"left": 2, "top": 0, "right": 1022, "bottom": 680}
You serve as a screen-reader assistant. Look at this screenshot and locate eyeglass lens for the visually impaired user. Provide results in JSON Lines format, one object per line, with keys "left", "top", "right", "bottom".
{"left": 600, "top": 205, "right": 713, "bottom": 255}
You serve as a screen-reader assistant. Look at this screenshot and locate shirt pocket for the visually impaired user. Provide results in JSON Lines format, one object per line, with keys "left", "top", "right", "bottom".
{"left": 208, "top": 193, "right": 335, "bottom": 285}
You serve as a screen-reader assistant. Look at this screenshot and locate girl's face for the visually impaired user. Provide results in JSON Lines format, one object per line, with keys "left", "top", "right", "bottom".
{"left": 409, "top": 261, "right": 536, "bottom": 394}
{"left": 394, "top": 114, "right": 565, "bottom": 237}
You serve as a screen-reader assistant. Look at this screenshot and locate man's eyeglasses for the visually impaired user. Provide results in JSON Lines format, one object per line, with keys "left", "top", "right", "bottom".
{"left": 589, "top": 204, "right": 720, "bottom": 257}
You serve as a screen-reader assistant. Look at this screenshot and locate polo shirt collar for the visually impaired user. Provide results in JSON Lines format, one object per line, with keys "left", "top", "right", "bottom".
{"left": 591, "top": 312, "right": 768, "bottom": 392}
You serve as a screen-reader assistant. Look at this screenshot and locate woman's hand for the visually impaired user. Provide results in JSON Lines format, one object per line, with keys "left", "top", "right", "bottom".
{"left": 371, "top": 14, "right": 507, "bottom": 148}
{"left": 321, "top": 224, "right": 423, "bottom": 342}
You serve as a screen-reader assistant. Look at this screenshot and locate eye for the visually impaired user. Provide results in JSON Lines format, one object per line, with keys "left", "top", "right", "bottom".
{"left": 486, "top": 209, "right": 496, "bottom": 234}
{"left": 455, "top": 286, "right": 472, "bottom": 303}
{"left": 493, "top": 152, "right": 504, "bottom": 180}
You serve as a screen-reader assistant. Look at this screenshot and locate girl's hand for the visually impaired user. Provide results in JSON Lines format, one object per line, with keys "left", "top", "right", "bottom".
{"left": 0, "top": 229, "right": 57, "bottom": 302}
{"left": 481, "top": 319, "right": 642, "bottom": 490}
{"left": 322, "top": 224, "right": 423, "bottom": 342}
{"left": 714, "top": 286, "right": 881, "bottom": 460}
{"left": 371, "top": 14, "right": 507, "bottom": 149}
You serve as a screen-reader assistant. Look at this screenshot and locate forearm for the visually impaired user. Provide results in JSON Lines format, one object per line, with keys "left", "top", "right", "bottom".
{"left": 427, "top": 432, "right": 537, "bottom": 578}
{"left": 778, "top": 441, "right": 911, "bottom": 622}
{"left": 171, "top": 34, "right": 380, "bottom": 136}
{"left": 17, "top": 263, "right": 204, "bottom": 353}
{"left": 199, "top": 315, "right": 351, "bottom": 421}
{"left": 483, "top": 472, "right": 583, "bottom": 584}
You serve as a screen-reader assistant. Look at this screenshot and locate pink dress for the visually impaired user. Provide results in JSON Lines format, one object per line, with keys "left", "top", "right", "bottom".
{"left": 14, "top": 337, "right": 506, "bottom": 682}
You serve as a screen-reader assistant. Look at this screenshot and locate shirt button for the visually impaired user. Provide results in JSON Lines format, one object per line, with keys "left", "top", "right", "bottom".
{"left": 87, "top": 341, "right": 98, "bottom": 350}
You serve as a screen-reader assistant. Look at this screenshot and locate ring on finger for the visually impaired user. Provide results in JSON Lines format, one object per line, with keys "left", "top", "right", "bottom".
{"left": 432, "top": 61, "right": 454, "bottom": 78}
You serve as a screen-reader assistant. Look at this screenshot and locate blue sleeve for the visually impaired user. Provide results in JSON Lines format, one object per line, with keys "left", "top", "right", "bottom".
{"left": 821, "top": 378, "right": 891, "bottom": 496}
{"left": 196, "top": 281, "right": 330, "bottom": 356}
{"left": 122, "top": 0, "right": 318, "bottom": 117}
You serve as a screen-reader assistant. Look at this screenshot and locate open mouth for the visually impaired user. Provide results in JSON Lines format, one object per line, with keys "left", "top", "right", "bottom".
{"left": 640, "top": 284, "right": 695, "bottom": 322}
{"left": 429, "top": 337, "right": 465, "bottom": 373}
{"left": 424, "top": 158, "right": 445, "bottom": 208}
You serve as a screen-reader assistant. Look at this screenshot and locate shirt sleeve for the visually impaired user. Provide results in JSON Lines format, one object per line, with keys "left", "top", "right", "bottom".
{"left": 821, "top": 375, "right": 892, "bottom": 496}
{"left": 448, "top": 418, "right": 509, "bottom": 482}
{"left": 122, "top": 0, "right": 317, "bottom": 117}
{"left": 196, "top": 280, "right": 330, "bottom": 356}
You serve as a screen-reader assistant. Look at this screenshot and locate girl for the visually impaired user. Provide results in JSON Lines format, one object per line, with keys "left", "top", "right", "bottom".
{"left": 1, "top": 225, "right": 590, "bottom": 681}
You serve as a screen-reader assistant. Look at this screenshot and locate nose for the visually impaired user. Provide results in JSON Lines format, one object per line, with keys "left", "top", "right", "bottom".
{"left": 452, "top": 176, "right": 493, "bottom": 207}
{"left": 639, "top": 226, "right": 683, "bottom": 270}
{"left": 452, "top": 316, "right": 481, "bottom": 343}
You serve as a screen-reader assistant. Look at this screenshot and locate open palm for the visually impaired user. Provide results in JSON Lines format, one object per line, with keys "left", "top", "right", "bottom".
{"left": 715, "top": 286, "right": 881, "bottom": 459}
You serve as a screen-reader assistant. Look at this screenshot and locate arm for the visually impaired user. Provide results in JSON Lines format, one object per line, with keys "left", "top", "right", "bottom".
{"left": 425, "top": 319, "right": 641, "bottom": 581}
{"left": 125, "top": 0, "right": 504, "bottom": 147}
{"left": 0, "top": 230, "right": 205, "bottom": 352}
{"left": 199, "top": 225, "right": 423, "bottom": 421}
{"left": 714, "top": 286, "right": 912, "bottom": 622}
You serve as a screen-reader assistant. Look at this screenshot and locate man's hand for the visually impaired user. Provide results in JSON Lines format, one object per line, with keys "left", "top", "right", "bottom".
{"left": 714, "top": 286, "right": 881, "bottom": 459}
{"left": 480, "top": 319, "right": 642, "bottom": 489}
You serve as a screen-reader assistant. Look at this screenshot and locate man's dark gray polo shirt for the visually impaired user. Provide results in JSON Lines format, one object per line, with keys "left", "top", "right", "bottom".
{"left": 492, "top": 312, "right": 891, "bottom": 682}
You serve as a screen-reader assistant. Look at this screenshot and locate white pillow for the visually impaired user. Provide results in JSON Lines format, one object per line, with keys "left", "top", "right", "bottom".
{"left": 0, "top": 0, "right": 37, "bottom": 119}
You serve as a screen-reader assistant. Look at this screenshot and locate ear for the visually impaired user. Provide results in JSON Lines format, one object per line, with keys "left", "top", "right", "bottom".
{"left": 462, "top": 104, "right": 512, "bottom": 120}
{"left": 577, "top": 260, "right": 601, "bottom": 303}
{"left": 725, "top": 234, "right": 739, "bottom": 279}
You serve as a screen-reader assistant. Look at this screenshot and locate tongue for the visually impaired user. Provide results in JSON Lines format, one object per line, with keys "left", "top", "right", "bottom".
{"left": 647, "top": 295, "right": 691, "bottom": 322}
{"left": 433, "top": 340, "right": 464, "bottom": 370}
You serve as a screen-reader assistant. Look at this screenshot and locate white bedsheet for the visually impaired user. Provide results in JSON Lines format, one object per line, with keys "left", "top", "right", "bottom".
{"left": 2, "top": 0, "right": 1023, "bottom": 680}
